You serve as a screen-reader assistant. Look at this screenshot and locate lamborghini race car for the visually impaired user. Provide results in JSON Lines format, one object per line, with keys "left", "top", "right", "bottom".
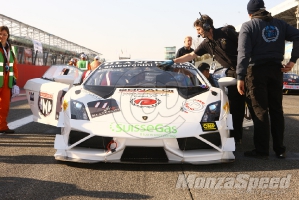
{"left": 24, "top": 60, "right": 238, "bottom": 164}
{"left": 283, "top": 72, "right": 299, "bottom": 94}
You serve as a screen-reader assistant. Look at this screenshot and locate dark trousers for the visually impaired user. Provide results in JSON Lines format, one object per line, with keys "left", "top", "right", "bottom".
{"left": 226, "top": 69, "right": 246, "bottom": 141}
{"left": 246, "top": 63, "right": 286, "bottom": 155}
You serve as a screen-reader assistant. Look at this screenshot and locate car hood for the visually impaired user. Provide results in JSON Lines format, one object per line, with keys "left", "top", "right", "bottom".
{"left": 69, "top": 86, "right": 222, "bottom": 121}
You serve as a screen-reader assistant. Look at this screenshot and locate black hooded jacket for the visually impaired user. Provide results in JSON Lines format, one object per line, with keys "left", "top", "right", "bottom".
{"left": 237, "top": 10, "right": 299, "bottom": 80}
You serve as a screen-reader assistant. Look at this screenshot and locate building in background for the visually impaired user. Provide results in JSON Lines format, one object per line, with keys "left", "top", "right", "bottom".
{"left": 164, "top": 46, "right": 176, "bottom": 60}
{"left": 0, "top": 14, "right": 102, "bottom": 88}
{"left": 0, "top": 14, "right": 101, "bottom": 66}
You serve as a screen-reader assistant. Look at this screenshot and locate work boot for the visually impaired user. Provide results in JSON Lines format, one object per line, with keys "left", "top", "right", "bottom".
{"left": 276, "top": 151, "right": 286, "bottom": 159}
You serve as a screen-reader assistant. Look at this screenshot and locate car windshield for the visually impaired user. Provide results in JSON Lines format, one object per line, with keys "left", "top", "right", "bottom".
{"left": 42, "top": 65, "right": 83, "bottom": 84}
{"left": 84, "top": 61, "right": 208, "bottom": 87}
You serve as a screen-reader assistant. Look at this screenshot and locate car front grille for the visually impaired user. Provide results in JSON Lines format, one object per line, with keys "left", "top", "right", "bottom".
{"left": 121, "top": 147, "right": 168, "bottom": 163}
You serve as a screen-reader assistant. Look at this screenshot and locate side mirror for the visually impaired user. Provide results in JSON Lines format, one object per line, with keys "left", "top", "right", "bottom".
{"left": 218, "top": 77, "right": 237, "bottom": 91}
{"left": 54, "top": 75, "right": 75, "bottom": 87}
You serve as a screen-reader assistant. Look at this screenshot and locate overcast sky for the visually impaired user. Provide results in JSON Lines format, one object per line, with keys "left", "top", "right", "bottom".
{"left": 2, "top": 0, "right": 286, "bottom": 60}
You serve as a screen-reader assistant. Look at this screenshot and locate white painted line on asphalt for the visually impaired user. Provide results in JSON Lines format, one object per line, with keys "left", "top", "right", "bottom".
{"left": 8, "top": 115, "right": 33, "bottom": 130}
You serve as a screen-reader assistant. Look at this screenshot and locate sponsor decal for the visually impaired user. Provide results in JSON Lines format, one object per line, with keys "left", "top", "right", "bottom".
{"left": 102, "top": 61, "right": 154, "bottom": 68}
{"left": 182, "top": 99, "right": 205, "bottom": 113}
{"left": 119, "top": 88, "right": 174, "bottom": 96}
{"left": 110, "top": 122, "right": 177, "bottom": 136}
{"left": 130, "top": 97, "right": 161, "bottom": 108}
{"left": 262, "top": 25, "right": 279, "bottom": 42}
{"left": 200, "top": 122, "right": 218, "bottom": 132}
{"left": 101, "top": 61, "right": 194, "bottom": 69}
{"left": 283, "top": 85, "right": 299, "bottom": 89}
{"left": 63, "top": 100, "right": 68, "bottom": 111}
{"left": 38, "top": 92, "right": 53, "bottom": 116}
{"left": 223, "top": 102, "right": 229, "bottom": 113}
{"left": 87, "top": 99, "right": 120, "bottom": 118}
{"left": 95, "top": 102, "right": 100, "bottom": 108}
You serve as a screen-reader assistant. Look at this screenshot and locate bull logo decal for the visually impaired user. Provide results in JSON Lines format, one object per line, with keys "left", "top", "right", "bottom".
{"left": 38, "top": 92, "right": 53, "bottom": 116}
{"left": 142, "top": 116, "right": 148, "bottom": 120}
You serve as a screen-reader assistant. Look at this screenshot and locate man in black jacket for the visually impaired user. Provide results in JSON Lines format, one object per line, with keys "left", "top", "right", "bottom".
{"left": 176, "top": 36, "right": 194, "bottom": 63}
{"left": 159, "top": 14, "right": 245, "bottom": 145}
{"left": 237, "top": 0, "right": 299, "bottom": 159}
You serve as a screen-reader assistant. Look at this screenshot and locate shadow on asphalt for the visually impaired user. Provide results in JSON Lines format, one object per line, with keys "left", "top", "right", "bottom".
{"left": 0, "top": 177, "right": 152, "bottom": 199}
{"left": 3, "top": 96, "right": 299, "bottom": 173}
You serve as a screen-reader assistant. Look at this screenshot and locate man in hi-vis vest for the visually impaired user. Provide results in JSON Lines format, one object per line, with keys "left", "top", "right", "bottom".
{"left": 76, "top": 54, "right": 91, "bottom": 71}
{"left": 0, "top": 26, "right": 18, "bottom": 134}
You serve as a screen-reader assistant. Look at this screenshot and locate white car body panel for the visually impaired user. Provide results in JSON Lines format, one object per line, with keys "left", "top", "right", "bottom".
{"left": 24, "top": 78, "right": 69, "bottom": 126}
{"left": 24, "top": 62, "right": 248, "bottom": 164}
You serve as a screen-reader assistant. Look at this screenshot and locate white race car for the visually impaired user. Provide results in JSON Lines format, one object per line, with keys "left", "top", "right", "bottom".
{"left": 283, "top": 72, "right": 299, "bottom": 94}
{"left": 24, "top": 60, "right": 240, "bottom": 164}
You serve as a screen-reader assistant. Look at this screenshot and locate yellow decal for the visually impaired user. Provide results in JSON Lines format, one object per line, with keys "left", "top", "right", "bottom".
{"left": 200, "top": 122, "right": 218, "bottom": 132}
{"left": 223, "top": 102, "right": 229, "bottom": 113}
{"left": 63, "top": 100, "right": 68, "bottom": 111}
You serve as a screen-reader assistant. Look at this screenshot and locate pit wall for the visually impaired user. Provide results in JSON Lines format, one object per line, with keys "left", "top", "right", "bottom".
{"left": 16, "top": 64, "right": 50, "bottom": 88}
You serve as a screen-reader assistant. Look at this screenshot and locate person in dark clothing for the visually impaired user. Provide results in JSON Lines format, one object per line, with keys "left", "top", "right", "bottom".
{"left": 159, "top": 14, "right": 245, "bottom": 144}
{"left": 176, "top": 36, "right": 194, "bottom": 63}
{"left": 237, "top": 0, "right": 299, "bottom": 159}
{"left": 197, "top": 62, "right": 216, "bottom": 87}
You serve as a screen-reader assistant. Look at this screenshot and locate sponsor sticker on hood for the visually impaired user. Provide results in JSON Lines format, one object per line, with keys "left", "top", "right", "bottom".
{"left": 130, "top": 97, "right": 161, "bottom": 108}
{"left": 87, "top": 99, "right": 120, "bottom": 118}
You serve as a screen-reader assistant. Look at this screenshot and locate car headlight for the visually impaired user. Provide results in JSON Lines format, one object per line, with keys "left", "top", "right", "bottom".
{"left": 201, "top": 101, "right": 221, "bottom": 122}
{"left": 70, "top": 100, "right": 89, "bottom": 120}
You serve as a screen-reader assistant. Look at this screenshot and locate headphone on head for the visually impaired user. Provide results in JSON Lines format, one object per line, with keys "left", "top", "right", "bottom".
{"left": 199, "top": 12, "right": 211, "bottom": 32}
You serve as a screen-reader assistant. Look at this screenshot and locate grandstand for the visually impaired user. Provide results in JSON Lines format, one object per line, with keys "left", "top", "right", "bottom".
{"left": 0, "top": 14, "right": 101, "bottom": 66}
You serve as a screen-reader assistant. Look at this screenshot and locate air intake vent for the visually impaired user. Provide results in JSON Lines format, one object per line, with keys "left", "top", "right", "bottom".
{"left": 177, "top": 132, "right": 221, "bottom": 150}
{"left": 121, "top": 147, "right": 168, "bottom": 163}
{"left": 69, "top": 130, "right": 112, "bottom": 149}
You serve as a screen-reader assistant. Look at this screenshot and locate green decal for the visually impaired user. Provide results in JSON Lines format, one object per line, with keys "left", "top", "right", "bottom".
{"left": 110, "top": 122, "right": 178, "bottom": 136}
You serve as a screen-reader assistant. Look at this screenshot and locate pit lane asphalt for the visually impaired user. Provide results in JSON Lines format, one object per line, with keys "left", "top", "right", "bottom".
{"left": 0, "top": 96, "right": 299, "bottom": 200}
